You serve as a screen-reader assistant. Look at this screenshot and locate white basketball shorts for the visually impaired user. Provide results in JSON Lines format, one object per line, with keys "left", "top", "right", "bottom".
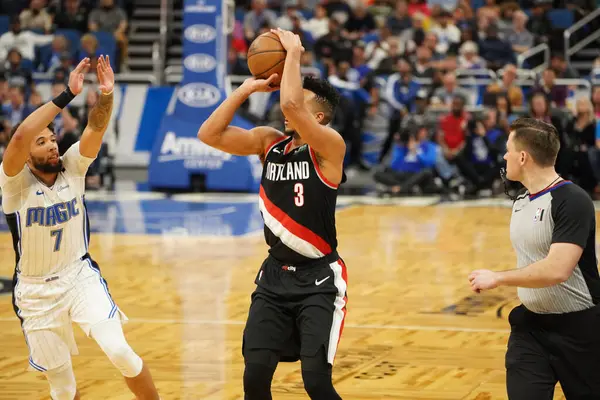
{"left": 13, "top": 256, "right": 127, "bottom": 372}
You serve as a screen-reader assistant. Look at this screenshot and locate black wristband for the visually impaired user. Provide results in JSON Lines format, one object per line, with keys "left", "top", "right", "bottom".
{"left": 52, "top": 86, "right": 76, "bottom": 109}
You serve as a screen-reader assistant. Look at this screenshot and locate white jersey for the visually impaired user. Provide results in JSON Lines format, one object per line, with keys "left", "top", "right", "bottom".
{"left": 0, "top": 142, "right": 95, "bottom": 277}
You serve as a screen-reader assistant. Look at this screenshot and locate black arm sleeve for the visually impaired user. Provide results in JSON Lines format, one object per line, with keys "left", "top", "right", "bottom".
{"left": 551, "top": 184, "right": 595, "bottom": 248}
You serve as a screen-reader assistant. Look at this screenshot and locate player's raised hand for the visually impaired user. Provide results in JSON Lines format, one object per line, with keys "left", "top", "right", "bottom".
{"left": 468, "top": 269, "right": 500, "bottom": 293}
{"left": 68, "top": 57, "right": 91, "bottom": 95}
{"left": 241, "top": 74, "right": 280, "bottom": 93}
{"left": 96, "top": 55, "right": 115, "bottom": 95}
{"left": 270, "top": 28, "right": 304, "bottom": 53}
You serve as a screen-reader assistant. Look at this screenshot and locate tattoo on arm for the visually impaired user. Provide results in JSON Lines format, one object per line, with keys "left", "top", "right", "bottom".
{"left": 87, "top": 92, "right": 113, "bottom": 132}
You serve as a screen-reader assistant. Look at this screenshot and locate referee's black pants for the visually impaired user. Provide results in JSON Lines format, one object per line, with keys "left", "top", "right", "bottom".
{"left": 506, "top": 304, "right": 600, "bottom": 400}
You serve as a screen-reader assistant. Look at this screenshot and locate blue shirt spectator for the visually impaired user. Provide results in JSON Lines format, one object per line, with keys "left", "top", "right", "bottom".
{"left": 3, "top": 86, "right": 33, "bottom": 127}
{"left": 390, "top": 137, "right": 438, "bottom": 173}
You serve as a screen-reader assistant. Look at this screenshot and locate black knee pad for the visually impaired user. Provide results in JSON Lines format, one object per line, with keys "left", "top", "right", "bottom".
{"left": 301, "top": 348, "right": 342, "bottom": 400}
{"left": 243, "top": 349, "right": 278, "bottom": 400}
{"left": 301, "top": 369, "right": 342, "bottom": 400}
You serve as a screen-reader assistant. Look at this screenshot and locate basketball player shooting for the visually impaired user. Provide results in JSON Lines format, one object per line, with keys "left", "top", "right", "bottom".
{"left": 1, "top": 57, "right": 159, "bottom": 400}
{"left": 198, "top": 28, "right": 348, "bottom": 400}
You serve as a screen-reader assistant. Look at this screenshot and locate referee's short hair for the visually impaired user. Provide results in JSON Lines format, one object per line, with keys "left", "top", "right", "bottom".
{"left": 510, "top": 117, "right": 560, "bottom": 167}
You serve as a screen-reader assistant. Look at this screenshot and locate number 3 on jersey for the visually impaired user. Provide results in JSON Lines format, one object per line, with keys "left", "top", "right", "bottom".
{"left": 294, "top": 183, "right": 304, "bottom": 207}
{"left": 50, "top": 228, "right": 64, "bottom": 252}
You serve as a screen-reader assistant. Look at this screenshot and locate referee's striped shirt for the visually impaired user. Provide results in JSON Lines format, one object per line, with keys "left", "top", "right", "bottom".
{"left": 510, "top": 180, "right": 600, "bottom": 314}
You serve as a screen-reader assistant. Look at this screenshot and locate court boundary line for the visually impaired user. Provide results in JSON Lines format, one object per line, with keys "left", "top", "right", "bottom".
{"left": 0, "top": 316, "right": 510, "bottom": 333}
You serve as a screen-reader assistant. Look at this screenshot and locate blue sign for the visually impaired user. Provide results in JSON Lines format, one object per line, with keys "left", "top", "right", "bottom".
{"left": 148, "top": 0, "right": 260, "bottom": 192}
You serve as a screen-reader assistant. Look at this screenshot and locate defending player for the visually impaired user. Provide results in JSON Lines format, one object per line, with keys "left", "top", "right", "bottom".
{"left": 1, "top": 57, "right": 159, "bottom": 399}
{"left": 198, "top": 28, "right": 348, "bottom": 399}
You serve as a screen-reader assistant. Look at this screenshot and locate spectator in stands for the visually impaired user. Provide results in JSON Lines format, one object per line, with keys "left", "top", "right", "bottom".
{"left": 50, "top": 52, "right": 73, "bottom": 81}
{"left": 458, "top": 41, "right": 486, "bottom": 70}
{"left": 550, "top": 53, "right": 579, "bottom": 79}
{"left": 485, "top": 64, "right": 523, "bottom": 107}
{"left": 89, "top": 0, "right": 128, "bottom": 70}
{"left": 276, "top": 4, "right": 302, "bottom": 31}
{"left": 79, "top": 33, "right": 99, "bottom": 60}
{"left": 388, "top": 58, "right": 420, "bottom": 113}
{"left": 453, "top": 3, "right": 474, "bottom": 32}
{"left": 411, "top": 46, "right": 434, "bottom": 79}
{"left": 592, "top": 86, "right": 600, "bottom": 118}
{"left": 399, "top": 11, "right": 425, "bottom": 51}
{"left": 28, "top": 89, "right": 42, "bottom": 109}
{"left": 50, "top": 80, "right": 78, "bottom": 135}
{"left": 438, "top": 95, "right": 468, "bottom": 164}
{"left": 430, "top": 10, "right": 460, "bottom": 55}
{"left": 561, "top": 97, "right": 597, "bottom": 191}
{"left": 290, "top": 14, "right": 314, "bottom": 49}
{"left": 314, "top": 18, "right": 352, "bottom": 64}
{"left": 227, "top": 45, "right": 250, "bottom": 75}
{"left": 528, "top": 92, "right": 563, "bottom": 134}
{"left": 0, "top": 75, "right": 8, "bottom": 105}
{"left": 0, "top": 122, "right": 9, "bottom": 162}
{"left": 54, "top": 0, "right": 89, "bottom": 33}
{"left": 506, "top": 10, "right": 534, "bottom": 55}
{"left": 243, "top": 0, "right": 277, "bottom": 43}
{"left": 495, "top": 93, "right": 518, "bottom": 127}
{"left": 478, "top": 23, "right": 515, "bottom": 70}
{"left": 400, "top": 89, "right": 437, "bottom": 137}
{"left": 535, "top": 68, "right": 568, "bottom": 107}
{"left": 407, "top": 0, "right": 430, "bottom": 17}
{"left": 365, "top": 27, "right": 395, "bottom": 70}
{"left": 3, "top": 85, "right": 33, "bottom": 127}
{"left": 526, "top": 4, "right": 552, "bottom": 43}
{"left": 45, "top": 35, "right": 69, "bottom": 72}
{"left": 371, "top": 38, "right": 398, "bottom": 74}
{"left": 496, "top": 2, "right": 520, "bottom": 34}
{"left": 387, "top": 0, "right": 412, "bottom": 35}
{"left": 2, "top": 49, "right": 34, "bottom": 90}
{"left": 19, "top": 0, "right": 53, "bottom": 34}
{"left": 343, "top": 2, "right": 377, "bottom": 41}
{"left": 477, "top": 0, "right": 500, "bottom": 20}
{"left": 300, "top": 50, "right": 323, "bottom": 77}
{"left": 431, "top": 71, "right": 472, "bottom": 106}
{"left": 456, "top": 108, "right": 506, "bottom": 192}
{"left": 0, "top": 17, "right": 53, "bottom": 62}
{"left": 374, "top": 126, "right": 437, "bottom": 195}
{"left": 301, "top": 4, "right": 328, "bottom": 40}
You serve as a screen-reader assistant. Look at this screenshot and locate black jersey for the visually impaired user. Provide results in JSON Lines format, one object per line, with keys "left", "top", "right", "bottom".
{"left": 259, "top": 136, "right": 340, "bottom": 265}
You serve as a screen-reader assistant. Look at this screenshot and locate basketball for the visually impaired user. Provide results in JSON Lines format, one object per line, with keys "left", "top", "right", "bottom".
{"left": 247, "top": 32, "right": 286, "bottom": 82}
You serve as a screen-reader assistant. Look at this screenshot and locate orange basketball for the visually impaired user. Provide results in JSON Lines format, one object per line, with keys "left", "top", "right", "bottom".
{"left": 247, "top": 32, "right": 286, "bottom": 83}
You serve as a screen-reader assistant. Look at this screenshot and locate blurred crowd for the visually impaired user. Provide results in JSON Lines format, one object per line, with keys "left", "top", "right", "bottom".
{"left": 0, "top": 0, "right": 126, "bottom": 189}
{"left": 232, "top": 0, "right": 600, "bottom": 198}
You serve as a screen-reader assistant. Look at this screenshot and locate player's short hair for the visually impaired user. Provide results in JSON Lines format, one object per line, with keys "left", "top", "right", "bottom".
{"left": 302, "top": 76, "right": 340, "bottom": 125}
{"left": 510, "top": 117, "right": 560, "bottom": 167}
{"left": 9, "top": 122, "right": 55, "bottom": 142}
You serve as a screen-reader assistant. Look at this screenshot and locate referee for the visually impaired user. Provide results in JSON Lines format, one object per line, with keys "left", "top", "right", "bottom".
{"left": 469, "top": 118, "right": 600, "bottom": 399}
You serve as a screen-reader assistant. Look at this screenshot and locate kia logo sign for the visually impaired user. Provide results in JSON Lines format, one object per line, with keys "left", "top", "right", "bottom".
{"left": 177, "top": 83, "right": 221, "bottom": 108}
{"left": 184, "top": 24, "right": 217, "bottom": 43}
{"left": 184, "top": 54, "right": 217, "bottom": 73}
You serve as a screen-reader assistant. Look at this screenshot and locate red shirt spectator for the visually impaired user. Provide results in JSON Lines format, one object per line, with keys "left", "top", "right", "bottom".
{"left": 439, "top": 96, "right": 469, "bottom": 151}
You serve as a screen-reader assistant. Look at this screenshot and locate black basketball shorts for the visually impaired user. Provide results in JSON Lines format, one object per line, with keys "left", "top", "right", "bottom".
{"left": 506, "top": 304, "right": 600, "bottom": 400}
{"left": 242, "top": 252, "right": 348, "bottom": 365}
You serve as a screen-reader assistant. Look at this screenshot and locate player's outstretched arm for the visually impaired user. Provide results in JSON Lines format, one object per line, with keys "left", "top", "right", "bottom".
{"left": 198, "top": 75, "right": 283, "bottom": 157}
{"left": 80, "top": 55, "right": 114, "bottom": 158}
{"left": 273, "top": 28, "right": 345, "bottom": 165}
{"left": 2, "top": 58, "right": 91, "bottom": 177}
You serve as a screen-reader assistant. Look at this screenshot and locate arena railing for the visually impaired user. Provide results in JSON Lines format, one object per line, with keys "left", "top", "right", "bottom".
{"left": 32, "top": 72, "right": 158, "bottom": 85}
{"left": 564, "top": 8, "right": 600, "bottom": 67}
{"left": 517, "top": 43, "right": 550, "bottom": 73}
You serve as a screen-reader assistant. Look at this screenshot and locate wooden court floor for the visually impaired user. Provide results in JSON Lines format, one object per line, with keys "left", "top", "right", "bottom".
{"left": 0, "top": 203, "right": 577, "bottom": 399}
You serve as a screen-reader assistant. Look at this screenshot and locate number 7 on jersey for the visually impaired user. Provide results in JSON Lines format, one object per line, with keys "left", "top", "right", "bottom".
{"left": 50, "top": 228, "right": 64, "bottom": 252}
